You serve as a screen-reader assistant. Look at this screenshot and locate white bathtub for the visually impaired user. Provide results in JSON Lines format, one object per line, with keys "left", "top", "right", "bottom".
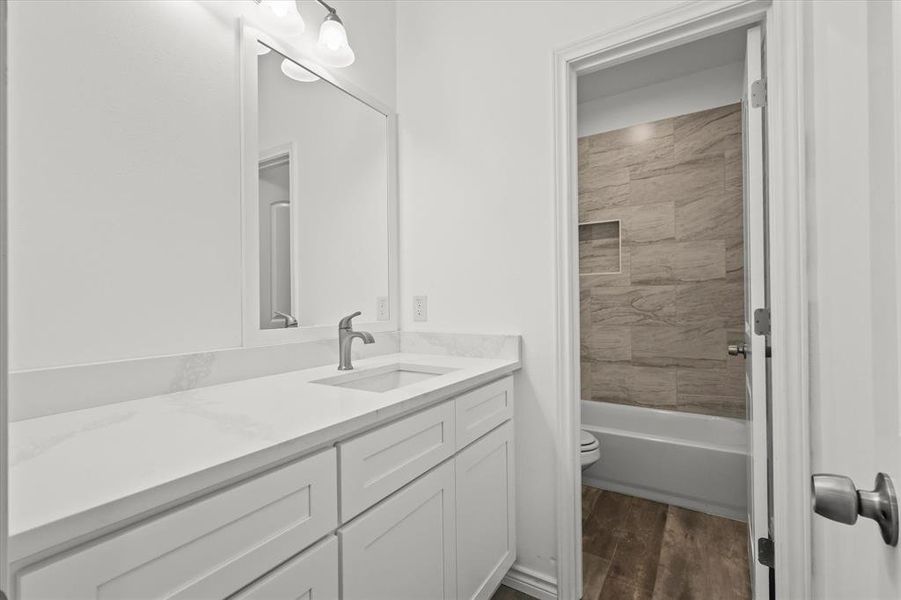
{"left": 581, "top": 400, "right": 749, "bottom": 521}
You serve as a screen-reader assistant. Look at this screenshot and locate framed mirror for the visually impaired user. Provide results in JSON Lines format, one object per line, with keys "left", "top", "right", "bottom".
{"left": 241, "top": 24, "right": 397, "bottom": 346}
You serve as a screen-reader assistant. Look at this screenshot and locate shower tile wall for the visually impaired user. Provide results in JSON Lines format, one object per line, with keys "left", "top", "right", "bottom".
{"left": 578, "top": 103, "right": 745, "bottom": 419}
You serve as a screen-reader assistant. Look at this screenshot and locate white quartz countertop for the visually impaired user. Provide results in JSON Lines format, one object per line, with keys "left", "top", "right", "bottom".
{"left": 9, "top": 352, "right": 519, "bottom": 562}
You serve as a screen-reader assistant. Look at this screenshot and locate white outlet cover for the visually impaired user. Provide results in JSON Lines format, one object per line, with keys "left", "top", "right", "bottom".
{"left": 376, "top": 296, "right": 389, "bottom": 321}
{"left": 413, "top": 296, "right": 428, "bottom": 322}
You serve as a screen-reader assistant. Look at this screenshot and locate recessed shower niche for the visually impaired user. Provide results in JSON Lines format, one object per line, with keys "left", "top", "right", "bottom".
{"left": 578, "top": 219, "right": 621, "bottom": 274}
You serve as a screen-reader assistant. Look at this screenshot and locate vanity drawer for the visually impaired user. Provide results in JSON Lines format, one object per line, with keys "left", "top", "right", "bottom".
{"left": 455, "top": 376, "right": 514, "bottom": 450}
{"left": 230, "top": 535, "right": 338, "bottom": 600}
{"left": 18, "top": 448, "right": 338, "bottom": 600}
{"left": 338, "top": 400, "right": 455, "bottom": 521}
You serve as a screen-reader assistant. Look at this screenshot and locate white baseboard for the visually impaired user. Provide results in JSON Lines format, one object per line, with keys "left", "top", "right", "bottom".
{"left": 501, "top": 563, "right": 558, "bottom": 600}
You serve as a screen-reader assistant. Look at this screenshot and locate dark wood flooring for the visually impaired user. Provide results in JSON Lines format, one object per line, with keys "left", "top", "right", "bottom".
{"left": 493, "top": 486, "right": 750, "bottom": 600}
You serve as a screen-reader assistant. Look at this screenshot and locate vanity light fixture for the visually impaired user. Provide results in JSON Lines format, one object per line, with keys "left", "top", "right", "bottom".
{"left": 314, "top": 0, "right": 355, "bottom": 67}
{"left": 262, "top": 0, "right": 305, "bottom": 32}
{"left": 280, "top": 58, "right": 320, "bottom": 82}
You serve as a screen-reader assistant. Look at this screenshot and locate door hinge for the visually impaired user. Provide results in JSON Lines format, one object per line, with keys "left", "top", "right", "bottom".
{"left": 758, "top": 536, "right": 775, "bottom": 568}
{"left": 751, "top": 78, "right": 767, "bottom": 108}
{"left": 754, "top": 308, "right": 771, "bottom": 336}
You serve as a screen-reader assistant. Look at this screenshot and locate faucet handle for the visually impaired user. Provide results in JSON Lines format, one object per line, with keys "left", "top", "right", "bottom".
{"left": 273, "top": 311, "right": 298, "bottom": 328}
{"left": 339, "top": 311, "right": 362, "bottom": 329}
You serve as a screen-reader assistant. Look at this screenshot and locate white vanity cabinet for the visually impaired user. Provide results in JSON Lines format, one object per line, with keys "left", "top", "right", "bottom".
{"left": 14, "top": 375, "right": 516, "bottom": 600}
{"left": 17, "top": 448, "right": 338, "bottom": 599}
{"left": 456, "top": 420, "right": 516, "bottom": 600}
{"left": 230, "top": 536, "right": 339, "bottom": 600}
{"left": 340, "top": 460, "right": 458, "bottom": 600}
{"left": 338, "top": 400, "right": 456, "bottom": 521}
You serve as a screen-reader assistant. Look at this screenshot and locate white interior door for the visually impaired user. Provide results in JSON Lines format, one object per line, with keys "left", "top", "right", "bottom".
{"left": 741, "top": 24, "right": 769, "bottom": 600}
{"left": 808, "top": 1, "right": 901, "bottom": 598}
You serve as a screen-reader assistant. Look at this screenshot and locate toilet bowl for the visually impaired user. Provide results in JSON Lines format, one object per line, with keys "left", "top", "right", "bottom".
{"left": 580, "top": 429, "right": 600, "bottom": 471}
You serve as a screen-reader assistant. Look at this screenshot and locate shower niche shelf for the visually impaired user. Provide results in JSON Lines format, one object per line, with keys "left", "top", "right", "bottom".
{"left": 578, "top": 219, "right": 621, "bottom": 275}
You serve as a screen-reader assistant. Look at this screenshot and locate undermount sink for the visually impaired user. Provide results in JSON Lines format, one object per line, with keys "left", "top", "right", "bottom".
{"left": 313, "top": 364, "right": 459, "bottom": 393}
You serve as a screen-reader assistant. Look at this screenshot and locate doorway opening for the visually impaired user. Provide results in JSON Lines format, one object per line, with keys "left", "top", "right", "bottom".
{"left": 573, "top": 24, "right": 768, "bottom": 599}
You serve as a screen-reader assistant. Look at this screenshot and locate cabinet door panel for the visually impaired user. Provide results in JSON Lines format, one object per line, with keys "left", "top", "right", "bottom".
{"left": 339, "top": 401, "right": 455, "bottom": 521}
{"left": 456, "top": 422, "right": 515, "bottom": 600}
{"left": 455, "top": 377, "right": 513, "bottom": 451}
{"left": 18, "top": 449, "right": 337, "bottom": 600}
{"left": 340, "top": 461, "right": 456, "bottom": 600}
{"left": 230, "top": 536, "right": 338, "bottom": 600}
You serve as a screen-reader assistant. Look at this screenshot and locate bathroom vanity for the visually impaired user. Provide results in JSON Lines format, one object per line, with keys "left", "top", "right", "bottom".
{"left": 9, "top": 353, "right": 518, "bottom": 599}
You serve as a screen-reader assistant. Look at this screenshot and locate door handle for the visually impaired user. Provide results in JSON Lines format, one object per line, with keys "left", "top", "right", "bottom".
{"left": 812, "top": 472, "right": 898, "bottom": 546}
{"left": 728, "top": 342, "right": 748, "bottom": 357}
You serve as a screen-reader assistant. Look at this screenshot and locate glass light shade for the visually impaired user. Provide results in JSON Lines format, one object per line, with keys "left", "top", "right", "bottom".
{"left": 315, "top": 45, "right": 355, "bottom": 68}
{"left": 256, "top": 42, "right": 271, "bottom": 56}
{"left": 264, "top": 0, "right": 305, "bottom": 33}
{"left": 318, "top": 18, "right": 348, "bottom": 52}
{"left": 280, "top": 59, "right": 319, "bottom": 83}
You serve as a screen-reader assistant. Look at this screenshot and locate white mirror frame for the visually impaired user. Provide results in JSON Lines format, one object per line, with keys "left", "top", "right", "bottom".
{"left": 239, "top": 22, "right": 399, "bottom": 347}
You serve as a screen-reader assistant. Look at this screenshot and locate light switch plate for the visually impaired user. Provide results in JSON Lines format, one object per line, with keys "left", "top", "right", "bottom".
{"left": 413, "top": 296, "right": 428, "bottom": 322}
{"left": 376, "top": 297, "right": 390, "bottom": 321}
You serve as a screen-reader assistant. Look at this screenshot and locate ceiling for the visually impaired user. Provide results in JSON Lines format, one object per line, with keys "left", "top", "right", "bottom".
{"left": 577, "top": 27, "right": 748, "bottom": 105}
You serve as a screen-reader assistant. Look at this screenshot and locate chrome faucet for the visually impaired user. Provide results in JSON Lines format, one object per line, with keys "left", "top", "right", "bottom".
{"left": 273, "top": 311, "right": 298, "bottom": 328}
{"left": 338, "top": 311, "right": 375, "bottom": 370}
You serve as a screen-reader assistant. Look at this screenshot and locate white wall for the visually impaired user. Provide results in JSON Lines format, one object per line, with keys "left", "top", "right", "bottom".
{"left": 577, "top": 61, "right": 744, "bottom": 137}
{"left": 8, "top": 0, "right": 396, "bottom": 371}
{"left": 396, "top": 0, "right": 676, "bottom": 584}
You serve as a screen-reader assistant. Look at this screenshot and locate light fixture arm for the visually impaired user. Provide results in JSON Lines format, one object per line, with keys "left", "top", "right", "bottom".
{"left": 314, "top": 0, "right": 337, "bottom": 16}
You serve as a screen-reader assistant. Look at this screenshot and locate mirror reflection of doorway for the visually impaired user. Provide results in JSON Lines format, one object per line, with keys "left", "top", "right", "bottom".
{"left": 258, "top": 151, "right": 293, "bottom": 329}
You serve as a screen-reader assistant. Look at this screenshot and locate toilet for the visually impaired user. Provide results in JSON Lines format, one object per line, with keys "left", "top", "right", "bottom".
{"left": 580, "top": 429, "right": 600, "bottom": 471}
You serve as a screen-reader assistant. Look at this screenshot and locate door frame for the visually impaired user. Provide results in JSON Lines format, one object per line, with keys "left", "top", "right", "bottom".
{"left": 0, "top": 0, "right": 9, "bottom": 595}
{"left": 551, "top": 1, "right": 811, "bottom": 598}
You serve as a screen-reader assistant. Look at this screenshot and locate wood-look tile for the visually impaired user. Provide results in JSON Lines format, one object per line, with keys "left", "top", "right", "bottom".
{"left": 581, "top": 247, "right": 631, "bottom": 288}
{"left": 724, "top": 148, "right": 743, "bottom": 191}
{"left": 580, "top": 183, "right": 631, "bottom": 217}
{"left": 672, "top": 240, "right": 726, "bottom": 282}
{"left": 582, "top": 485, "right": 603, "bottom": 527}
{"left": 676, "top": 188, "right": 743, "bottom": 244}
{"left": 651, "top": 506, "right": 750, "bottom": 600}
{"left": 583, "top": 490, "right": 631, "bottom": 559}
{"left": 591, "top": 362, "right": 677, "bottom": 408}
{"left": 677, "top": 394, "right": 746, "bottom": 419}
{"left": 605, "top": 501, "right": 668, "bottom": 595}
{"left": 585, "top": 326, "right": 631, "bottom": 363}
{"left": 583, "top": 552, "right": 613, "bottom": 600}
{"left": 626, "top": 133, "right": 677, "bottom": 181}
{"left": 674, "top": 279, "right": 744, "bottom": 328}
{"left": 597, "top": 576, "right": 649, "bottom": 600}
{"left": 581, "top": 360, "right": 593, "bottom": 401}
{"left": 579, "top": 103, "right": 746, "bottom": 420}
{"left": 580, "top": 166, "right": 631, "bottom": 219}
{"left": 630, "top": 241, "right": 725, "bottom": 285}
{"left": 586, "top": 203, "right": 676, "bottom": 245}
{"left": 490, "top": 585, "right": 535, "bottom": 600}
{"left": 590, "top": 285, "right": 676, "bottom": 326}
{"left": 631, "top": 325, "right": 727, "bottom": 364}
{"left": 673, "top": 103, "right": 742, "bottom": 161}
{"left": 575, "top": 487, "right": 751, "bottom": 600}
{"left": 630, "top": 155, "right": 722, "bottom": 208}
{"left": 588, "top": 489, "right": 635, "bottom": 532}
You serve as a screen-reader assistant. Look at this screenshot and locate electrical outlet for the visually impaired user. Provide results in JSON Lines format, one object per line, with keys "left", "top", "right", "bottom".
{"left": 413, "top": 296, "right": 428, "bottom": 322}
{"left": 376, "top": 296, "right": 390, "bottom": 321}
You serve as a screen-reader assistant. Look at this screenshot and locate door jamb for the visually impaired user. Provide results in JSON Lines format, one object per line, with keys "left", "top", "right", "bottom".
{"left": 1, "top": 0, "right": 9, "bottom": 595}
{"left": 551, "top": 1, "right": 811, "bottom": 598}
